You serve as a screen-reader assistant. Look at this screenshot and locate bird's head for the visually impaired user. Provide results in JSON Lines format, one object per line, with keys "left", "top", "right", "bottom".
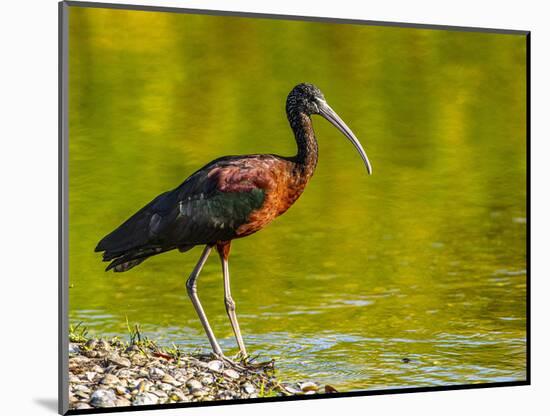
{"left": 286, "top": 83, "right": 326, "bottom": 116}
{"left": 287, "top": 83, "right": 372, "bottom": 175}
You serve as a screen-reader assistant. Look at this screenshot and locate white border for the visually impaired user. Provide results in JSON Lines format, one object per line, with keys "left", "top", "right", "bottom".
{"left": 2, "top": 1, "right": 547, "bottom": 416}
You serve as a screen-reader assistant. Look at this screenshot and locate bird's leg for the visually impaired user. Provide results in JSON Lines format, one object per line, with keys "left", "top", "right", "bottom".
{"left": 216, "top": 242, "right": 248, "bottom": 359}
{"left": 185, "top": 245, "right": 223, "bottom": 356}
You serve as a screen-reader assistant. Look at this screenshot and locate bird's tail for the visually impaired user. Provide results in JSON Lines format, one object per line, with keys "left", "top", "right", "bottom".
{"left": 107, "top": 256, "right": 147, "bottom": 272}
{"left": 99, "top": 244, "right": 194, "bottom": 273}
{"left": 103, "top": 247, "right": 167, "bottom": 272}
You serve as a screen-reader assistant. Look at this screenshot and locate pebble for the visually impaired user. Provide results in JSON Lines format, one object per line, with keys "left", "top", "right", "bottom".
{"left": 69, "top": 343, "right": 80, "bottom": 354}
{"left": 283, "top": 384, "right": 302, "bottom": 395}
{"left": 170, "top": 390, "right": 189, "bottom": 402}
{"left": 300, "top": 382, "right": 319, "bottom": 392}
{"left": 74, "top": 384, "right": 91, "bottom": 394}
{"left": 200, "top": 374, "right": 214, "bottom": 385}
{"left": 207, "top": 360, "right": 224, "bottom": 373}
{"left": 161, "top": 373, "right": 180, "bottom": 386}
{"left": 85, "top": 371, "right": 96, "bottom": 382}
{"left": 192, "top": 389, "right": 208, "bottom": 398}
{"left": 186, "top": 379, "right": 203, "bottom": 392}
{"left": 149, "top": 367, "right": 165, "bottom": 379}
{"left": 172, "top": 370, "right": 187, "bottom": 381}
{"left": 92, "top": 364, "right": 104, "bottom": 374}
{"left": 217, "top": 391, "right": 233, "bottom": 400}
{"left": 194, "top": 360, "right": 209, "bottom": 370}
{"left": 133, "top": 380, "right": 149, "bottom": 394}
{"left": 115, "top": 397, "right": 131, "bottom": 407}
{"left": 158, "top": 382, "right": 174, "bottom": 392}
{"left": 90, "top": 389, "right": 117, "bottom": 408}
{"left": 131, "top": 355, "right": 148, "bottom": 366}
{"left": 100, "top": 374, "right": 120, "bottom": 385}
{"left": 67, "top": 337, "right": 325, "bottom": 410}
{"left": 152, "top": 389, "right": 168, "bottom": 399}
{"left": 324, "top": 385, "right": 338, "bottom": 394}
{"left": 83, "top": 350, "right": 99, "bottom": 358}
{"left": 125, "top": 344, "right": 140, "bottom": 353}
{"left": 85, "top": 339, "right": 98, "bottom": 350}
{"left": 132, "top": 392, "right": 159, "bottom": 406}
{"left": 97, "top": 339, "right": 111, "bottom": 350}
{"left": 109, "top": 355, "right": 131, "bottom": 368}
{"left": 70, "top": 355, "right": 90, "bottom": 365}
{"left": 223, "top": 369, "right": 240, "bottom": 380}
{"left": 74, "top": 390, "right": 90, "bottom": 400}
{"left": 117, "top": 369, "right": 133, "bottom": 379}
{"left": 242, "top": 383, "right": 256, "bottom": 394}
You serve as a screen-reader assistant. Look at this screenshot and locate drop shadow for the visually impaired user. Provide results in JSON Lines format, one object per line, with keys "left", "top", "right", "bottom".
{"left": 34, "top": 398, "right": 58, "bottom": 413}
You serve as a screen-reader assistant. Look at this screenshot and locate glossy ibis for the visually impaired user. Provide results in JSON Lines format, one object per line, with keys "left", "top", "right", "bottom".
{"left": 96, "top": 83, "right": 372, "bottom": 359}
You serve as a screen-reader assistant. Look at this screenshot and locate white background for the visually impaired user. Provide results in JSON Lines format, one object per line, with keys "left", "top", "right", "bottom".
{"left": 0, "top": 0, "right": 546, "bottom": 415}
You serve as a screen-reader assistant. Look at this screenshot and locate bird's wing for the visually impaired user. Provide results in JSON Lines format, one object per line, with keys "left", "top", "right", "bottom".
{"left": 95, "top": 159, "right": 267, "bottom": 260}
{"left": 95, "top": 189, "right": 180, "bottom": 259}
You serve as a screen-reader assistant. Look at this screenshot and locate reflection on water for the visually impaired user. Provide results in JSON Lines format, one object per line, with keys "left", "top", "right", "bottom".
{"left": 68, "top": 7, "right": 527, "bottom": 391}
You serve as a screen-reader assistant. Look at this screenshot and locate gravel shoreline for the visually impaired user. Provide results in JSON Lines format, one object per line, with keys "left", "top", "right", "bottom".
{"left": 68, "top": 337, "right": 336, "bottom": 410}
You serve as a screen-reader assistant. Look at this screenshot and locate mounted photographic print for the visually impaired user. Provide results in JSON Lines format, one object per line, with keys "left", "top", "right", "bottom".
{"left": 59, "top": 1, "right": 530, "bottom": 414}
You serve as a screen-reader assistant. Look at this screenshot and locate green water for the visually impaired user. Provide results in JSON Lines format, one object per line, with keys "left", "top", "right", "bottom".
{"left": 68, "top": 7, "right": 527, "bottom": 391}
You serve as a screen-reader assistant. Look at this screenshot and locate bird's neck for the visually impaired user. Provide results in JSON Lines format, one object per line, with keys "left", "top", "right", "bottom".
{"left": 288, "top": 110, "right": 318, "bottom": 181}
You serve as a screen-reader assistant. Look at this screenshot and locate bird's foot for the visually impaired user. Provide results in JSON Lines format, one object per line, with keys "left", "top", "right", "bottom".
{"left": 234, "top": 350, "right": 249, "bottom": 363}
{"left": 241, "top": 354, "right": 276, "bottom": 370}
{"left": 213, "top": 352, "right": 247, "bottom": 371}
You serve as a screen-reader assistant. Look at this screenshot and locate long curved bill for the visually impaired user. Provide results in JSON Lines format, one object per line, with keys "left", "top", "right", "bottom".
{"left": 318, "top": 101, "right": 372, "bottom": 175}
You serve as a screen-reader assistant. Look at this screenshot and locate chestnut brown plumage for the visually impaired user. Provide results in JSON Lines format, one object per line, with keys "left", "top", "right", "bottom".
{"left": 95, "top": 83, "right": 372, "bottom": 359}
